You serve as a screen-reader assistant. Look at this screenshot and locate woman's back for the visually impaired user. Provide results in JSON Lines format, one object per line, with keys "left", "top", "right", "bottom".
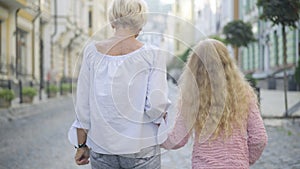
{"left": 69, "top": 40, "right": 171, "bottom": 155}
{"left": 94, "top": 37, "right": 144, "bottom": 56}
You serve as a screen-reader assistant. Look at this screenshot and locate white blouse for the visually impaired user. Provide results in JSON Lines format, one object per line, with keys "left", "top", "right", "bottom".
{"left": 68, "top": 41, "right": 171, "bottom": 155}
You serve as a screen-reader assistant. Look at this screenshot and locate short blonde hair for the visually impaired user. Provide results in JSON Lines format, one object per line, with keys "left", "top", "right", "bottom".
{"left": 108, "top": 0, "right": 148, "bottom": 32}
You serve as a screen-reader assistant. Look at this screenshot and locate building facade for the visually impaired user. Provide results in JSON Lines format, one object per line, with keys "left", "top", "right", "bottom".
{"left": 0, "top": 0, "right": 51, "bottom": 87}
{"left": 240, "top": 0, "right": 299, "bottom": 80}
{"left": 179, "top": 0, "right": 299, "bottom": 90}
{"left": 173, "top": 0, "right": 196, "bottom": 56}
{"left": 48, "top": 0, "right": 110, "bottom": 82}
{"left": 0, "top": 0, "right": 109, "bottom": 99}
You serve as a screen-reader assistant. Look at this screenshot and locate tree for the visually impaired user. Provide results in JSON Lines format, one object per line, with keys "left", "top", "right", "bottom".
{"left": 223, "top": 20, "right": 255, "bottom": 62}
{"left": 209, "top": 35, "right": 227, "bottom": 44}
{"left": 257, "top": 0, "right": 300, "bottom": 117}
{"left": 180, "top": 47, "right": 192, "bottom": 63}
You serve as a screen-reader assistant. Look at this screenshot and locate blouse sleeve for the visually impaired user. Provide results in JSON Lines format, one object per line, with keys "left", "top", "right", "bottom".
{"left": 247, "top": 98, "right": 268, "bottom": 165}
{"left": 144, "top": 49, "right": 171, "bottom": 124}
{"left": 73, "top": 44, "right": 92, "bottom": 130}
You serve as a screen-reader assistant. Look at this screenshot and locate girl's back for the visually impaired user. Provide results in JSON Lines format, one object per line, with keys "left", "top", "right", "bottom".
{"left": 162, "top": 39, "right": 267, "bottom": 169}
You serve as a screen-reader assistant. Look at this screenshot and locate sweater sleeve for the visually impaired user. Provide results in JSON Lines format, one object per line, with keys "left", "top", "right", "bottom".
{"left": 247, "top": 99, "right": 268, "bottom": 165}
{"left": 161, "top": 111, "right": 190, "bottom": 150}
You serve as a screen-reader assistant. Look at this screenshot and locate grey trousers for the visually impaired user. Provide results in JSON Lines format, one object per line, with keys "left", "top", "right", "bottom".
{"left": 90, "top": 151, "right": 161, "bottom": 169}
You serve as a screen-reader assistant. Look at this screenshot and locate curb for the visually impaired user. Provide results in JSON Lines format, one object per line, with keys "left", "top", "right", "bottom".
{"left": 0, "top": 96, "right": 73, "bottom": 123}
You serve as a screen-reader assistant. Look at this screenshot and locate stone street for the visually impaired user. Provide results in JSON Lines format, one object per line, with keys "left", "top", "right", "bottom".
{"left": 0, "top": 83, "right": 299, "bottom": 169}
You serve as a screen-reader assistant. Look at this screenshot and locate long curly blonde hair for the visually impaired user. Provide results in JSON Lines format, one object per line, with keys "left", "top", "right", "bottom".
{"left": 178, "top": 39, "right": 257, "bottom": 142}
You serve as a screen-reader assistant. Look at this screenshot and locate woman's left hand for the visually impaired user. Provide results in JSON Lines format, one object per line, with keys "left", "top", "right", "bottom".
{"left": 75, "top": 146, "right": 90, "bottom": 165}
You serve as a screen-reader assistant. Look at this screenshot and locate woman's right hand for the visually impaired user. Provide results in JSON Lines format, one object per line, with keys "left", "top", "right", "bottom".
{"left": 75, "top": 146, "right": 90, "bottom": 165}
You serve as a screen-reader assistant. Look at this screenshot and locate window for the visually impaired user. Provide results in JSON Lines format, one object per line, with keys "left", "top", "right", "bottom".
{"left": 245, "top": 0, "right": 250, "bottom": 14}
{"left": 88, "top": 10, "right": 92, "bottom": 28}
{"left": 261, "top": 45, "right": 265, "bottom": 70}
{"left": 252, "top": 43, "right": 255, "bottom": 70}
{"left": 0, "top": 20, "right": 2, "bottom": 72}
{"left": 274, "top": 31, "right": 279, "bottom": 66}
{"left": 247, "top": 47, "right": 250, "bottom": 70}
{"left": 16, "top": 29, "right": 28, "bottom": 76}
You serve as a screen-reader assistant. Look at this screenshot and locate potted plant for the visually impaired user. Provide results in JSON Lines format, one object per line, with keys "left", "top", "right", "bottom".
{"left": 245, "top": 74, "right": 257, "bottom": 88}
{"left": 0, "top": 89, "right": 15, "bottom": 108}
{"left": 47, "top": 84, "right": 58, "bottom": 98}
{"left": 61, "top": 83, "right": 71, "bottom": 95}
{"left": 22, "top": 87, "right": 37, "bottom": 103}
{"left": 245, "top": 74, "right": 260, "bottom": 103}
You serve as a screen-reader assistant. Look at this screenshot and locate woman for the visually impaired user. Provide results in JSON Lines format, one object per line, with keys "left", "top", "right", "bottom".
{"left": 68, "top": 0, "right": 170, "bottom": 168}
{"left": 162, "top": 39, "right": 267, "bottom": 169}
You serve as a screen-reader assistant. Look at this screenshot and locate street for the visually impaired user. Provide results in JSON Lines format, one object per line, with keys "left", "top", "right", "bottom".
{"left": 0, "top": 93, "right": 300, "bottom": 169}
{"left": 0, "top": 98, "right": 89, "bottom": 169}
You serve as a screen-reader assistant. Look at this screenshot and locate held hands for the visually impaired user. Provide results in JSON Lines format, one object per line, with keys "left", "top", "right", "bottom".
{"left": 156, "top": 112, "right": 168, "bottom": 127}
{"left": 75, "top": 146, "right": 90, "bottom": 165}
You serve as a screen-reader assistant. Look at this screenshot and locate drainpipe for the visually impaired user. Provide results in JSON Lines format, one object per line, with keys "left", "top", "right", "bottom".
{"left": 65, "top": 30, "right": 80, "bottom": 80}
{"left": 51, "top": 0, "right": 57, "bottom": 70}
{"left": 15, "top": 8, "right": 20, "bottom": 78}
{"left": 39, "top": 0, "right": 44, "bottom": 100}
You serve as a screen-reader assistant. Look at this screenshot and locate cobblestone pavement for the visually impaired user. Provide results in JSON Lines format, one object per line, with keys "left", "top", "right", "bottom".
{"left": 161, "top": 82, "right": 300, "bottom": 169}
{"left": 251, "top": 119, "right": 300, "bottom": 169}
{"left": 0, "top": 82, "right": 299, "bottom": 169}
{"left": 161, "top": 119, "right": 300, "bottom": 169}
{"left": 0, "top": 97, "right": 90, "bottom": 169}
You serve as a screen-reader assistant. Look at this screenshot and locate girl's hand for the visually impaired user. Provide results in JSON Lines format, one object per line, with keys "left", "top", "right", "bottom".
{"left": 75, "top": 147, "right": 90, "bottom": 165}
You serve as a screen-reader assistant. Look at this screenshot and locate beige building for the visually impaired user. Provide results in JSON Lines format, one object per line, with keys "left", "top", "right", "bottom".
{"left": 173, "top": 0, "right": 196, "bottom": 56}
{"left": 46, "top": 0, "right": 110, "bottom": 82}
{"left": 0, "top": 0, "right": 51, "bottom": 85}
{"left": 0, "top": 0, "right": 109, "bottom": 99}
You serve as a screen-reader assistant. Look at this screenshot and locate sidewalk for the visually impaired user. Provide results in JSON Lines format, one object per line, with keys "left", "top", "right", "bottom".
{"left": 260, "top": 89, "right": 300, "bottom": 117}
{"left": 0, "top": 83, "right": 299, "bottom": 168}
{"left": 0, "top": 94, "right": 73, "bottom": 123}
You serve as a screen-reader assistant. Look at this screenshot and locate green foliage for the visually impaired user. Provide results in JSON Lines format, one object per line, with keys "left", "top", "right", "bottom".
{"left": 257, "top": 0, "right": 300, "bottom": 27}
{"left": 47, "top": 84, "right": 58, "bottom": 93}
{"left": 61, "top": 83, "right": 71, "bottom": 92}
{"left": 179, "top": 48, "right": 192, "bottom": 63}
{"left": 245, "top": 74, "right": 257, "bottom": 87}
{"left": 0, "top": 89, "right": 15, "bottom": 101}
{"left": 209, "top": 35, "right": 227, "bottom": 44}
{"left": 295, "top": 59, "right": 300, "bottom": 85}
{"left": 22, "top": 87, "right": 37, "bottom": 98}
{"left": 223, "top": 20, "right": 256, "bottom": 47}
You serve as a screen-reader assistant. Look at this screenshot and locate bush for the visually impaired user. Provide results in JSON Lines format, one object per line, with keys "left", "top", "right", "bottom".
{"left": 22, "top": 87, "right": 37, "bottom": 98}
{"left": 0, "top": 89, "right": 15, "bottom": 101}
{"left": 245, "top": 74, "right": 257, "bottom": 87}
{"left": 61, "top": 83, "right": 71, "bottom": 92}
{"left": 47, "top": 84, "right": 58, "bottom": 93}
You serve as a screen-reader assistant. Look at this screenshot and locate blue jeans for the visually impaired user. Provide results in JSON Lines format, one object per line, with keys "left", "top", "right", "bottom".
{"left": 90, "top": 151, "right": 161, "bottom": 169}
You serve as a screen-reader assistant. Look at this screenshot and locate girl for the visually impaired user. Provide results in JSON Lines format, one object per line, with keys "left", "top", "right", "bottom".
{"left": 162, "top": 39, "right": 267, "bottom": 169}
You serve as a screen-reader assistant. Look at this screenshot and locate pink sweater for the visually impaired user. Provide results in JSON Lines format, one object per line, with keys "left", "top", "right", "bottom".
{"left": 162, "top": 99, "right": 268, "bottom": 169}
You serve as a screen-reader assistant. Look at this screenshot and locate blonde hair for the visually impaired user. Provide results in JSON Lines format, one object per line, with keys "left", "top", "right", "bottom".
{"left": 108, "top": 0, "right": 148, "bottom": 32}
{"left": 179, "top": 39, "right": 257, "bottom": 142}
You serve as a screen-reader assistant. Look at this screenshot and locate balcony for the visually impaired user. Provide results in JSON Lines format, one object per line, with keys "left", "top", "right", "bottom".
{"left": 0, "top": 0, "right": 27, "bottom": 9}
{"left": 40, "top": 0, "right": 51, "bottom": 22}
